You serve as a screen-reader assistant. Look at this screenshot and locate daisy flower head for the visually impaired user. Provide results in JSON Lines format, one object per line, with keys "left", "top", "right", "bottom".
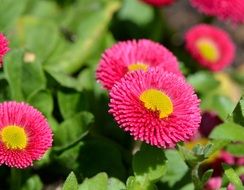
{"left": 140, "top": 0, "right": 174, "bottom": 7}
{"left": 0, "top": 101, "right": 53, "bottom": 168}
{"left": 0, "top": 33, "right": 9, "bottom": 67}
{"left": 185, "top": 24, "right": 235, "bottom": 71}
{"left": 96, "top": 39, "right": 181, "bottom": 90}
{"left": 190, "top": 0, "right": 244, "bottom": 24}
{"left": 109, "top": 69, "right": 201, "bottom": 148}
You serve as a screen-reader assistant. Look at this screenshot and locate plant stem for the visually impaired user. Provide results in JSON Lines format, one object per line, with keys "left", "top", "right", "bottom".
{"left": 10, "top": 168, "right": 21, "bottom": 190}
{"left": 191, "top": 163, "right": 203, "bottom": 190}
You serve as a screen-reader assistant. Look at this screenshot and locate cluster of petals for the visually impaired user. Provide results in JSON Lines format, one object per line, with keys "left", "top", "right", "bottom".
{"left": 185, "top": 24, "right": 235, "bottom": 71}
{"left": 204, "top": 177, "right": 237, "bottom": 190}
{"left": 109, "top": 69, "right": 201, "bottom": 148}
{"left": 96, "top": 39, "right": 181, "bottom": 90}
{"left": 140, "top": 0, "right": 174, "bottom": 7}
{"left": 0, "top": 101, "right": 53, "bottom": 168}
{"left": 0, "top": 33, "right": 9, "bottom": 66}
{"left": 190, "top": 0, "right": 244, "bottom": 24}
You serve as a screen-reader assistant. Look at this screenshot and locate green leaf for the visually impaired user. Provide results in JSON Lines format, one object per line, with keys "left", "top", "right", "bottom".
{"left": 21, "top": 175, "right": 43, "bottom": 190}
{"left": 204, "top": 140, "right": 230, "bottom": 157}
{"left": 63, "top": 172, "right": 78, "bottom": 190}
{"left": 4, "top": 49, "right": 47, "bottom": 101}
{"left": 12, "top": 17, "right": 59, "bottom": 62}
{"left": 21, "top": 61, "right": 46, "bottom": 99}
{"left": 201, "top": 169, "right": 213, "bottom": 184}
{"left": 118, "top": 0, "right": 154, "bottom": 25}
{"left": 226, "top": 143, "right": 244, "bottom": 156}
{"left": 45, "top": 0, "right": 121, "bottom": 73}
{"left": 54, "top": 112, "right": 94, "bottom": 148}
{"left": 78, "top": 138, "right": 126, "bottom": 180}
{"left": 79, "top": 173, "right": 108, "bottom": 190}
{"left": 178, "top": 145, "right": 199, "bottom": 166}
{"left": 27, "top": 90, "right": 53, "bottom": 117}
{"left": 0, "top": 77, "right": 10, "bottom": 101}
{"left": 126, "top": 176, "right": 155, "bottom": 190}
{"left": 55, "top": 142, "right": 84, "bottom": 171}
{"left": 201, "top": 95, "right": 235, "bottom": 120}
{"left": 0, "top": 0, "right": 28, "bottom": 32}
{"left": 4, "top": 49, "right": 24, "bottom": 101}
{"left": 161, "top": 149, "right": 188, "bottom": 186}
{"left": 77, "top": 68, "right": 96, "bottom": 90}
{"left": 107, "top": 178, "right": 126, "bottom": 190}
{"left": 224, "top": 165, "right": 243, "bottom": 187}
{"left": 132, "top": 144, "right": 167, "bottom": 182}
{"left": 27, "top": 0, "right": 59, "bottom": 19}
{"left": 180, "top": 183, "right": 194, "bottom": 190}
{"left": 47, "top": 70, "right": 82, "bottom": 91}
{"left": 228, "top": 96, "right": 244, "bottom": 126}
{"left": 58, "top": 90, "right": 85, "bottom": 119}
{"left": 126, "top": 177, "right": 141, "bottom": 190}
{"left": 210, "top": 122, "right": 244, "bottom": 142}
{"left": 187, "top": 71, "right": 220, "bottom": 94}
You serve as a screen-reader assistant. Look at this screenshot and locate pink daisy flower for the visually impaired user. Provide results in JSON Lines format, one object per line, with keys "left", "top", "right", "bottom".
{"left": 0, "top": 33, "right": 10, "bottom": 67}
{"left": 109, "top": 69, "right": 201, "bottom": 148}
{"left": 96, "top": 39, "right": 181, "bottom": 90}
{"left": 185, "top": 24, "right": 235, "bottom": 71}
{"left": 190, "top": 0, "right": 244, "bottom": 24}
{"left": 140, "top": 0, "right": 174, "bottom": 7}
{"left": 0, "top": 101, "right": 53, "bottom": 168}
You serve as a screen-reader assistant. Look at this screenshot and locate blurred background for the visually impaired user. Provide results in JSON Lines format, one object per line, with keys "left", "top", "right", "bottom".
{"left": 0, "top": 0, "right": 243, "bottom": 189}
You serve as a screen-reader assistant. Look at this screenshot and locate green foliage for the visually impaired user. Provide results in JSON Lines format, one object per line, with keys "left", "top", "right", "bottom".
{"left": 0, "top": 0, "right": 28, "bottom": 32}
{"left": 201, "top": 95, "right": 235, "bottom": 120}
{"left": 224, "top": 165, "right": 243, "bottom": 189}
{"left": 79, "top": 173, "right": 108, "bottom": 190}
{"left": 226, "top": 143, "right": 244, "bottom": 156}
{"left": 78, "top": 172, "right": 126, "bottom": 190}
{"left": 210, "top": 122, "right": 244, "bottom": 142}
{"left": 54, "top": 112, "right": 94, "bottom": 148}
{"left": 187, "top": 71, "right": 220, "bottom": 93}
{"left": 133, "top": 144, "right": 167, "bottom": 182}
{"left": 161, "top": 150, "right": 188, "bottom": 187}
{"left": 63, "top": 172, "right": 79, "bottom": 190}
{"left": 118, "top": 0, "right": 154, "bottom": 25}
{"left": 21, "top": 175, "right": 43, "bottom": 190}
{"left": 228, "top": 96, "right": 244, "bottom": 126}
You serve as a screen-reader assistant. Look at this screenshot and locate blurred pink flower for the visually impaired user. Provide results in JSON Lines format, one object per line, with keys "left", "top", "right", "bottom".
{"left": 236, "top": 157, "right": 244, "bottom": 165}
{"left": 109, "top": 69, "right": 201, "bottom": 148}
{"left": 96, "top": 39, "right": 181, "bottom": 90}
{"left": 0, "top": 33, "right": 9, "bottom": 67}
{"left": 0, "top": 101, "right": 53, "bottom": 168}
{"left": 190, "top": 0, "right": 244, "bottom": 24}
{"left": 204, "top": 177, "right": 222, "bottom": 190}
{"left": 185, "top": 24, "right": 235, "bottom": 71}
{"left": 219, "top": 151, "right": 235, "bottom": 165}
{"left": 227, "top": 183, "right": 235, "bottom": 190}
{"left": 199, "top": 112, "right": 222, "bottom": 137}
{"left": 205, "top": 178, "right": 240, "bottom": 190}
{"left": 140, "top": 0, "right": 174, "bottom": 7}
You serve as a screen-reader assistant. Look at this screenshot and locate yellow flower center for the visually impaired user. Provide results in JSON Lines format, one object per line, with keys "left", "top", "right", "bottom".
{"left": 128, "top": 63, "right": 148, "bottom": 72}
{"left": 196, "top": 38, "right": 220, "bottom": 62}
{"left": 0, "top": 125, "right": 27, "bottom": 150}
{"left": 139, "top": 89, "right": 173, "bottom": 118}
